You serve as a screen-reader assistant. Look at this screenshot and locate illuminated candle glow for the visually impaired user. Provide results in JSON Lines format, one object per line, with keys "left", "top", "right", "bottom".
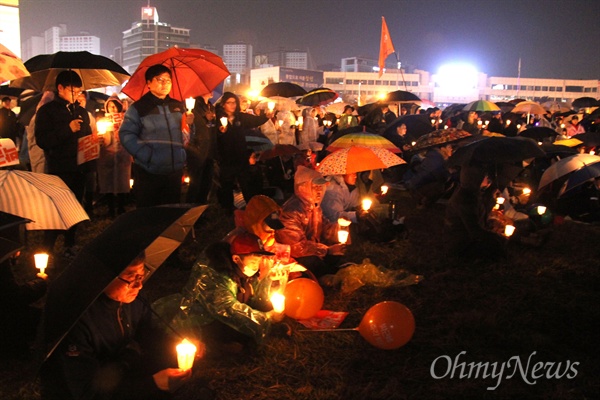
{"left": 176, "top": 339, "right": 197, "bottom": 371}
{"left": 496, "top": 197, "right": 506, "bottom": 204}
{"left": 267, "top": 101, "right": 275, "bottom": 111}
{"left": 380, "top": 185, "right": 389, "bottom": 195}
{"left": 504, "top": 225, "right": 516, "bottom": 237}
{"left": 34, "top": 253, "right": 49, "bottom": 278}
{"left": 337, "top": 230, "right": 349, "bottom": 244}
{"left": 361, "top": 198, "right": 372, "bottom": 211}
{"left": 220, "top": 117, "right": 228, "bottom": 127}
{"left": 185, "top": 97, "right": 196, "bottom": 112}
{"left": 522, "top": 187, "right": 531, "bottom": 195}
{"left": 270, "top": 292, "right": 286, "bottom": 313}
{"left": 537, "top": 206, "right": 547, "bottom": 215}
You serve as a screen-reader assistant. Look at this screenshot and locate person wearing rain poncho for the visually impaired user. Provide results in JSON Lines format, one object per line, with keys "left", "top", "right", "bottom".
{"left": 275, "top": 166, "right": 346, "bottom": 277}
{"left": 153, "top": 232, "right": 284, "bottom": 352}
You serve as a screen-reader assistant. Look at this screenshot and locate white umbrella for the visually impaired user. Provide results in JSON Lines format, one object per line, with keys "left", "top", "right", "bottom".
{"left": 538, "top": 153, "right": 600, "bottom": 189}
{"left": 0, "top": 170, "right": 89, "bottom": 230}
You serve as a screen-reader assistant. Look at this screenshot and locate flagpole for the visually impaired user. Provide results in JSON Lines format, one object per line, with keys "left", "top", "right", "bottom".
{"left": 396, "top": 52, "right": 407, "bottom": 91}
{"left": 516, "top": 57, "right": 521, "bottom": 98}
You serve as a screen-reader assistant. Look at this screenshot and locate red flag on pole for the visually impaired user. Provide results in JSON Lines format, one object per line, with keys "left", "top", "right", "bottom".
{"left": 378, "top": 16, "right": 395, "bottom": 78}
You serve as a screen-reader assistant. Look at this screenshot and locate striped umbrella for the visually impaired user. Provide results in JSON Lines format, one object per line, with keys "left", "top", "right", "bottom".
{"left": 0, "top": 170, "right": 89, "bottom": 230}
{"left": 327, "top": 133, "right": 401, "bottom": 153}
{"left": 317, "top": 145, "right": 405, "bottom": 175}
{"left": 463, "top": 100, "right": 501, "bottom": 112}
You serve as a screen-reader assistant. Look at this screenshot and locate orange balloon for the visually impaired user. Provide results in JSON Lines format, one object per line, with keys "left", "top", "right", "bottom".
{"left": 358, "top": 301, "right": 415, "bottom": 350}
{"left": 284, "top": 278, "right": 324, "bottom": 320}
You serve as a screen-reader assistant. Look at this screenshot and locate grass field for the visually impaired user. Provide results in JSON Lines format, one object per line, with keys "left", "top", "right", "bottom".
{"left": 1, "top": 194, "right": 598, "bottom": 400}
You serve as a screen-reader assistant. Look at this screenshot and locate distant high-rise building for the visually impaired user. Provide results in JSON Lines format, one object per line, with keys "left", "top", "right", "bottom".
{"left": 22, "top": 24, "right": 100, "bottom": 61}
{"left": 0, "top": 0, "right": 21, "bottom": 58}
{"left": 223, "top": 42, "right": 253, "bottom": 85}
{"left": 120, "top": 6, "right": 190, "bottom": 73}
{"left": 254, "top": 48, "right": 308, "bottom": 70}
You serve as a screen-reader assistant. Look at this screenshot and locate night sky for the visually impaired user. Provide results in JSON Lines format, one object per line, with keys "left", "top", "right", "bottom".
{"left": 18, "top": 0, "right": 600, "bottom": 80}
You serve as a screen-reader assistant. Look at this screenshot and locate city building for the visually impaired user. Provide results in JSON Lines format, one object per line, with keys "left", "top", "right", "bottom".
{"left": 0, "top": 0, "right": 20, "bottom": 58}
{"left": 118, "top": 6, "right": 190, "bottom": 74}
{"left": 251, "top": 66, "right": 323, "bottom": 93}
{"left": 255, "top": 48, "right": 308, "bottom": 70}
{"left": 223, "top": 42, "right": 253, "bottom": 85}
{"left": 21, "top": 24, "right": 100, "bottom": 61}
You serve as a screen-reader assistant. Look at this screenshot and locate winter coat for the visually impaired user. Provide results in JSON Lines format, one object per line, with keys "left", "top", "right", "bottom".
{"left": 321, "top": 175, "right": 360, "bottom": 223}
{"left": 40, "top": 294, "right": 168, "bottom": 400}
{"left": 35, "top": 96, "right": 93, "bottom": 174}
{"left": 153, "top": 263, "right": 273, "bottom": 344}
{"left": 97, "top": 99, "right": 132, "bottom": 193}
{"left": 275, "top": 174, "right": 338, "bottom": 259}
{"left": 119, "top": 92, "right": 188, "bottom": 175}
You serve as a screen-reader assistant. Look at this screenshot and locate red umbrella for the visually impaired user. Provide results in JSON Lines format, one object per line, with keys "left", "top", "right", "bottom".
{"left": 122, "top": 47, "right": 230, "bottom": 101}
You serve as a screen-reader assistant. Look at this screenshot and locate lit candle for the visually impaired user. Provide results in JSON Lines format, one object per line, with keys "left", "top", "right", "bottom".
{"left": 493, "top": 204, "right": 500, "bottom": 210}
{"left": 361, "top": 198, "right": 372, "bottom": 211}
{"left": 267, "top": 101, "right": 275, "bottom": 111}
{"left": 185, "top": 97, "right": 196, "bottom": 112}
{"left": 506, "top": 119, "right": 511, "bottom": 126}
{"left": 183, "top": 175, "right": 190, "bottom": 184}
{"left": 270, "top": 292, "right": 286, "bottom": 313}
{"left": 34, "top": 253, "right": 49, "bottom": 278}
{"left": 517, "top": 124, "right": 521, "bottom": 129}
{"left": 129, "top": 179, "right": 134, "bottom": 189}
{"left": 590, "top": 150, "right": 596, "bottom": 155}
{"left": 485, "top": 120, "right": 490, "bottom": 126}
{"left": 337, "top": 230, "right": 349, "bottom": 244}
{"left": 278, "top": 119, "right": 284, "bottom": 127}
{"left": 411, "top": 141, "right": 416, "bottom": 146}
{"left": 380, "top": 185, "right": 389, "bottom": 195}
{"left": 537, "top": 206, "right": 547, "bottom": 215}
{"left": 347, "top": 115, "right": 352, "bottom": 124}
{"left": 560, "top": 123, "right": 565, "bottom": 129}
{"left": 298, "top": 116, "right": 303, "bottom": 130}
{"left": 522, "top": 187, "right": 531, "bottom": 195}
{"left": 477, "top": 120, "right": 483, "bottom": 127}
{"left": 496, "top": 197, "right": 505, "bottom": 204}
{"left": 504, "top": 224, "right": 516, "bottom": 237}
{"left": 444, "top": 125, "right": 448, "bottom": 129}
{"left": 220, "top": 117, "right": 228, "bottom": 127}
{"left": 176, "top": 338, "right": 197, "bottom": 371}
{"left": 431, "top": 119, "right": 436, "bottom": 125}
{"left": 96, "top": 119, "right": 110, "bottom": 135}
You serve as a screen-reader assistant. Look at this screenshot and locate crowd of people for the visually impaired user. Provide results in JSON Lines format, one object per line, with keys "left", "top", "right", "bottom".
{"left": 1, "top": 63, "right": 599, "bottom": 399}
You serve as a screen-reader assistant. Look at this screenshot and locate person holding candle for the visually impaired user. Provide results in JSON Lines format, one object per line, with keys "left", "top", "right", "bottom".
{"left": 35, "top": 70, "right": 93, "bottom": 257}
{"left": 153, "top": 232, "right": 284, "bottom": 353}
{"left": 97, "top": 96, "right": 132, "bottom": 217}
{"left": 186, "top": 92, "right": 218, "bottom": 204}
{"left": 119, "top": 64, "right": 194, "bottom": 207}
{"left": 444, "top": 165, "right": 508, "bottom": 261}
{"left": 214, "top": 92, "right": 267, "bottom": 212}
{"left": 336, "top": 105, "right": 358, "bottom": 131}
{"left": 40, "top": 252, "right": 193, "bottom": 399}
{"left": 275, "top": 166, "right": 346, "bottom": 277}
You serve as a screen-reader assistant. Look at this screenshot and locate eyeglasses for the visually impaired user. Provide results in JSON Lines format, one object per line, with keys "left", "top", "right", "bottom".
{"left": 154, "top": 77, "right": 172, "bottom": 85}
{"left": 224, "top": 100, "right": 237, "bottom": 105}
{"left": 117, "top": 273, "right": 145, "bottom": 288}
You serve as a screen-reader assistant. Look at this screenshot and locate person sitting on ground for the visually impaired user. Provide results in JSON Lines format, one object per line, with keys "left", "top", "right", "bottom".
{"left": 153, "top": 232, "right": 284, "bottom": 354}
{"left": 40, "top": 252, "right": 192, "bottom": 400}
{"left": 404, "top": 143, "right": 457, "bottom": 207}
{"left": 444, "top": 166, "right": 507, "bottom": 261}
{"left": 275, "top": 166, "right": 346, "bottom": 277}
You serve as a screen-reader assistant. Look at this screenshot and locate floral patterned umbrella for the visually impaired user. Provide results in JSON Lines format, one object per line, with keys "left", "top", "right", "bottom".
{"left": 411, "top": 128, "right": 472, "bottom": 152}
{"left": 317, "top": 145, "right": 405, "bottom": 175}
{"left": 0, "top": 44, "right": 29, "bottom": 84}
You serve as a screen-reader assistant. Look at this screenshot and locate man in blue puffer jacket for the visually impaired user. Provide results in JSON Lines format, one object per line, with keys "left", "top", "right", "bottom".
{"left": 120, "top": 64, "right": 194, "bottom": 207}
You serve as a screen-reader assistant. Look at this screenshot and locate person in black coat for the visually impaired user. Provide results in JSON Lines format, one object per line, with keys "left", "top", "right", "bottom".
{"left": 35, "top": 70, "right": 93, "bottom": 256}
{"left": 215, "top": 92, "right": 267, "bottom": 212}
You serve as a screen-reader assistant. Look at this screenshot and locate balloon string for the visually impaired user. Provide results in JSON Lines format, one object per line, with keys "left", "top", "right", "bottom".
{"left": 299, "top": 327, "right": 359, "bottom": 332}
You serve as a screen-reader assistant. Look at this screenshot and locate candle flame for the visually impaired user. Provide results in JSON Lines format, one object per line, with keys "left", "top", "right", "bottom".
{"left": 176, "top": 339, "right": 197, "bottom": 371}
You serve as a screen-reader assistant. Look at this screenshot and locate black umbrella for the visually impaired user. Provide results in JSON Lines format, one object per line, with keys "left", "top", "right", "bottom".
{"left": 0, "top": 84, "right": 24, "bottom": 98}
{"left": 260, "top": 82, "right": 307, "bottom": 98}
{"left": 495, "top": 101, "right": 515, "bottom": 113}
{"left": 0, "top": 212, "right": 29, "bottom": 264}
{"left": 41, "top": 205, "right": 207, "bottom": 360}
{"left": 571, "top": 97, "right": 600, "bottom": 110}
{"left": 384, "top": 90, "right": 421, "bottom": 103}
{"left": 572, "top": 132, "right": 600, "bottom": 147}
{"left": 519, "top": 127, "right": 559, "bottom": 141}
{"left": 448, "top": 136, "right": 545, "bottom": 166}
{"left": 384, "top": 114, "right": 435, "bottom": 141}
{"left": 540, "top": 143, "right": 578, "bottom": 158}
{"left": 296, "top": 88, "right": 338, "bottom": 106}
{"left": 10, "top": 51, "right": 130, "bottom": 92}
